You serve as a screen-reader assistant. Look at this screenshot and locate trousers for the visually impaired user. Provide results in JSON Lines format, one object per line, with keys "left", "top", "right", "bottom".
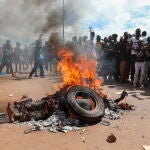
{"left": 133, "top": 62, "right": 145, "bottom": 85}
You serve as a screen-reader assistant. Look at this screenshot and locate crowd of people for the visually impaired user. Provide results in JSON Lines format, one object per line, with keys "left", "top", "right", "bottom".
{"left": 71, "top": 28, "right": 150, "bottom": 88}
{"left": 0, "top": 28, "right": 150, "bottom": 88}
{"left": 0, "top": 40, "right": 33, "bottom": 77}
{"left": 0, "top": 39, "right": 57, "bottom": 78}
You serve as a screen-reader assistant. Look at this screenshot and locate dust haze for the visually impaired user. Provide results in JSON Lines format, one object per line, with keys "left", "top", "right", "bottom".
{"left": 0, "top": 0, "right": 89, "bottom": 44}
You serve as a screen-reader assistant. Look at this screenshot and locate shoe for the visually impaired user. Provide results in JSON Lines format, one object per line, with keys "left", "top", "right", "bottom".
{"left": 28, "top": 76, "right": 32, "bottom": 79}
{"left": 12, "top": 74, "right": 16, "bottom": 77}
{"left": 40, "top": 75, "right": 46, "bottom": 78}
{"left": 120, "top": 80, "right": 129, "bottom": 83}
{"left": 34, "top": 74, "right": 38, "bottom": 77}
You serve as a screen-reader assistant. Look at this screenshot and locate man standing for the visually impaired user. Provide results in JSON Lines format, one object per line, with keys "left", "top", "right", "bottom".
{"left": 14, "top": 42, "right": 22, "bottom": 73}
{"left": 141, "top": 31, "right": 147, "bottom": 44}
{"left": 130, "top": 28, "right": 142, "bottom": 83}
{"left": 143, "top": 37, "right": 150, "bottom": 85}
{"left": 0, "top": 40, "right": 15, "bottom": 77}
{"left": 0, "top": 46, "right": 2, "bottom": 63}
{"left": 132, "top": 29, "right": 145, "bottom": 88}
{"left": 85, "top": 31, "right": 97, "bottom": 60}
{"left": 43, "top": 41, "right": 50, "bottom": 72}
{"left": 119, "top": 32, "right": 131, "bottom": 83}
{"left": 110, "top": 34, "right": 120, "bottom": 81}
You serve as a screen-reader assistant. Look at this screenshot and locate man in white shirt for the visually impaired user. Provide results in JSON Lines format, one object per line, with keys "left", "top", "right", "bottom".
{"left": 85, "top": 32, "right": 97, "bottom": 60}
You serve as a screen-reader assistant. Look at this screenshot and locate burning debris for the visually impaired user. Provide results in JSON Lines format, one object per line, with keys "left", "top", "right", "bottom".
{"left": 4, "top": 85, "right": 131, "bottom": 134}
{"left": 6, "top": 86, "right": 105, "bottom": 124}
{"left": 1, "top": 46, "right": 133, "bottom": 134}
{"left": 118, "top": 103, "right": 135, "bottom": 110}
{"left": 57, "top": 49, "right": 104, "bottom": 93}
{"left": 5, "top": 47, "right": 107, "bottom": 124}
{"left": 3, "top": 47, "right": 134, "bottom": 133}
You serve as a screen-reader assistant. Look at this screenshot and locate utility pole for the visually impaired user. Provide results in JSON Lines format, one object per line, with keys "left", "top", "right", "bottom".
{"left": 88, "top": 26, "right": 93, "bottom": 40}
{"left": 62, "top": 0, "right": 65, "bottom": 45}
{"left": 88, "top": 26, "right": 92, "bottom": 34}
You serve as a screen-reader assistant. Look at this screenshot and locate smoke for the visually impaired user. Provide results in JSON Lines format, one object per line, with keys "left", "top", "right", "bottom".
{"left": 23, "top": 0, "right": 53, "bottom": 6}
{"left": 42, "top": 8, "right": 64, "bottom": 33}
{"left": 0, "top": 0, "right": 49, "bottom": 44}
{"left": 0, "top": 0, "right": 88, "bottom": 45}
{"left": 48, "top": 32, "right": 63, "bottom": 49}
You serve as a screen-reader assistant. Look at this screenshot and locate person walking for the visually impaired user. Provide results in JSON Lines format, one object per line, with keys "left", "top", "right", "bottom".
{"left": 29, "top": 39, "right": 44, "bottom": 78}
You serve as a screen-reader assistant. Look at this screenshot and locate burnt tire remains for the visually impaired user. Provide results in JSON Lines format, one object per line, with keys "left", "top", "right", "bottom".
{"left": 66, "top": 86, "right": 105, "bottom": 123}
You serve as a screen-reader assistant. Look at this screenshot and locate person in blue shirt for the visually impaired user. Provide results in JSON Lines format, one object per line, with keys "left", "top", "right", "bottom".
{"left": 28, "top": 39, "right": 44, "bottom": 78}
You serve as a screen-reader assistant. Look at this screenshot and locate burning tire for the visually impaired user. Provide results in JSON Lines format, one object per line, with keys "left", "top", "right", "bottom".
{"left": 66, "top": 86, "right": 105, "bottom": 123}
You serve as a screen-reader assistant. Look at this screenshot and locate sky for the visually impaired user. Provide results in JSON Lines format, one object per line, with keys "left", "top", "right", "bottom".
{"left": 81, "top": 0, "right": 150, "bottom": 37}
{"left": 0, "top": 0, "right": 149, "bottom": 45}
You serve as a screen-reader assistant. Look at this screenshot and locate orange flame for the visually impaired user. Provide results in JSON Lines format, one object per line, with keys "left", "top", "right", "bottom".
{"left": 57, "top": 48, "right": 105, "bottom": 97}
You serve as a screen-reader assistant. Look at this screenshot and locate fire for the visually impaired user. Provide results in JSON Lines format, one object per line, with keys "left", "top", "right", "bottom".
{"left": 57, "top": 48, "right": 105, "bottom": 96}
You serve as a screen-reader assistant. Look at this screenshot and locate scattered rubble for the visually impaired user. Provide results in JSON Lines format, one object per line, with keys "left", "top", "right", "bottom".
{"left": 0, "top": 112, "right": 9, "bottom": 124}
{"left": 15, "top": 110, "right": 83, "bottom": 134}
{"left": 81, "top": 136, "right": 86, "bottom": 142}
{"left": 106, "top": 133, "right": 117, "bottom": 143}
{"left": 132, "top": 92, "right": 141, "bottom": 97}
{"left": 119, "top": 103, "right": 135, "bottom": 110}
{"left": 104, "top": 108, "right": 121, "bottom": 120}
{"left": 101, "top": 120, "right": 110, "bottom": 126}
{"left": 24, "top": 124, "right": 41, "bottom": 134}
{"left": 3, "top": 86, "right": 134, "bottom": 134}
{"left": 80, "top": 128, "right": 86, "bottom": 134}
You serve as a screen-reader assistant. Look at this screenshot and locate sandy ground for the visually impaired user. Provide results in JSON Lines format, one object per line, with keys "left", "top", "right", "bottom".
{"left": 0, "top": 73, "right": 150, "bottom": 150}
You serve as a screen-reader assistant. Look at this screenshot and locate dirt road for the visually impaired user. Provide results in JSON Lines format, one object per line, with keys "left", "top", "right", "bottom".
{"left": 0, "top": 74, "right": 150, "bottom": 150}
